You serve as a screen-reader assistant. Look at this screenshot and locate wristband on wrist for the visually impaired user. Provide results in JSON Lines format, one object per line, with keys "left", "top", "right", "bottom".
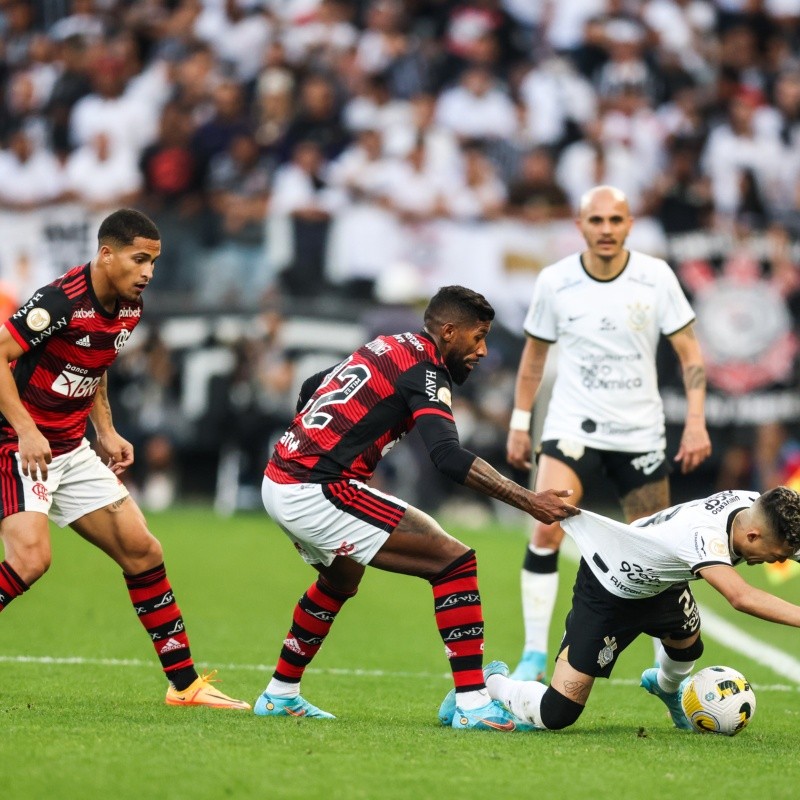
{"left": 509, "top": 408, "right": 532, "bottom": 432}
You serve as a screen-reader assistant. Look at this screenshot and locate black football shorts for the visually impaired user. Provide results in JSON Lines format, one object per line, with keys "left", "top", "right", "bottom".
{"left": 557, "top": 559, "right": 700, "bottom": 678}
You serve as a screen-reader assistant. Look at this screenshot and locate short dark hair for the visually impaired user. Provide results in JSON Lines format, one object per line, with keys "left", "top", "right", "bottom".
{"left": 424, "top": 285, "right": 495, "bottom": 328}
{"left": 97, "top": 208, "right": 160, "bottom": 248}
{"left": 758, "top": 486, "right": 800, "bottom": 552}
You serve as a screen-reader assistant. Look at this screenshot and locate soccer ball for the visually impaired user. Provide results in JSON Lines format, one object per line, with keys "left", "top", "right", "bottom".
{"left": 681, "top": 665, "right": 756, "bottom": 736}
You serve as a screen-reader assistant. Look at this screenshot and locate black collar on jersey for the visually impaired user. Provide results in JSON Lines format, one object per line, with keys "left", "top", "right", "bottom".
{"left": 579, "top": 251, "right": 631, "bottom": 283}
{"left": 82, "top": 262, "right": 120, "bottom": 319}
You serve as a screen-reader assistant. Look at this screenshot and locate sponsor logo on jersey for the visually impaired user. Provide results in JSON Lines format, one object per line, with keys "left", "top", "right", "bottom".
{"left": 51, "top": 368, "right": 100, "bottom": 398}
{"left": 366, "top": 338, "right": 392, "bottom": 356}
{"left": 72, "top": 308, "right": 95, "bottom": 319}
{"left": 12, "top": 293, "right": 43, "bottom": 321}
{"left": 394, "top": 332, "right": 425, "bottom": 351}
{"left": 279, "top": 430, "right": 300, "bottom": 453}
{"left": 425, "top": 370, "right": 438, "bottom": 401}
{"left": 119, "top": 306, "right": 141, "bottom": 319}
{"left": 26, "top": 307, "right": 51, "bottom": 332}
{"left": 75, "top": 335, "right": 91, "bottom": 347}
{"left": 28, "top": 316, "right": 69, "bottom": 345}
{"left": 704, "top": 490, "right": 740, "bottom": 515}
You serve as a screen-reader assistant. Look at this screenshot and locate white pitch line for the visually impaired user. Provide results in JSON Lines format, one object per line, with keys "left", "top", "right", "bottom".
{"left": 2, "top": 653, "right": 799, "bottom": 693}
{"left": 698, "top": 606, "right": 800, "bottom": 683}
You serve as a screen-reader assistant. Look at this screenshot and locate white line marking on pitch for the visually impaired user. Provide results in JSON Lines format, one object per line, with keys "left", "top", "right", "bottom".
{"left": 1, "top": 654, "right": 799, "bottom": 693}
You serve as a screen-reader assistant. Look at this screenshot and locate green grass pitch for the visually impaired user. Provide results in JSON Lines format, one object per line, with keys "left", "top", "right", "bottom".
{"left": 2, "top": 508, "right": 800, "bottom": 800}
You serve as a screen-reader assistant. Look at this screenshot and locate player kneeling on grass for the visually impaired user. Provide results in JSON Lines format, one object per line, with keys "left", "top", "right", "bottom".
{"left": 438, "top": 487, "right": 800, "bottom": 731}
{"left": 258, "top": 286, "right": 579, "bottom": 730}
{"left": 0, "top": 209, "right": 249, "bottom": 710}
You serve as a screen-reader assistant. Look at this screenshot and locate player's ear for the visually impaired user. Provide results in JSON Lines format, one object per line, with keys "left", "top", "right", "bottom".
{"left": 441, "top": 322, "right": 455, "bottom": 342}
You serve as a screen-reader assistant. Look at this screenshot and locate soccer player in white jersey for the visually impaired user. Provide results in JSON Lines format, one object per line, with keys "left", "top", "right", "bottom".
{"left": 506, "top": 185, "right": 712, "bottom": 681}
{"left": 437, "top": 486, "right": 800, "bottom": 731}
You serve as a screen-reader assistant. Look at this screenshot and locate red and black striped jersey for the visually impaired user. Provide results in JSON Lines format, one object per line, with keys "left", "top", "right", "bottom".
{"left": 1, "top": 263, "right": 143, "bottom": 456}
{"left": 266, "top": 331, "right": 464, "bottom": 484}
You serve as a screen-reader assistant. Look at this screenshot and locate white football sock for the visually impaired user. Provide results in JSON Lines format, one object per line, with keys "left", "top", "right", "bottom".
{"left": 266, "top": 677, "right": 300, "bottom": 698}
{"left": 656, "top": 646, "right": 695, "bottom": 693}
{"left": 486, "top": 674, "right": 548, "bottom": 728}
{"left": 521, "top": 551, "right": 559, "bottom": 653}
{"left": 455, "top": 688, "right": 490, "bottom": 710}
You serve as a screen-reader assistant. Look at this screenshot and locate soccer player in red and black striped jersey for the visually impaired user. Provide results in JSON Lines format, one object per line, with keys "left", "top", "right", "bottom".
{"left": 0, "top": 208, "right": 249, "bottom": 710}
{"left": 257, "top": 285, "right": 580, "bottom": 729}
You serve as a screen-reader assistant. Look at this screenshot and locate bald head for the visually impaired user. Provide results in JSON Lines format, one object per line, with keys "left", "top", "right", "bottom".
{"left": 578, "top": 185, "right": 629, "bottom": 216}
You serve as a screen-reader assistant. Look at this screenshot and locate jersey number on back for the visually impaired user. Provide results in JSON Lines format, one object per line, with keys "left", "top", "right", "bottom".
{"left": 301, "top": 362, "right": 372, "bottom": 429}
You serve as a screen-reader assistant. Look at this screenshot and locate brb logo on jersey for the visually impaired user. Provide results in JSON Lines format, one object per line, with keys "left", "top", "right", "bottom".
{"left": 51, "top": 364, "right": 100, "bottom": 398}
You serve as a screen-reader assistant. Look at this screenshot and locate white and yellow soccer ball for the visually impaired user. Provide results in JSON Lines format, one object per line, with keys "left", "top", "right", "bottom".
{"left": 681, "top": 665, "right": 756, "bottom": 736}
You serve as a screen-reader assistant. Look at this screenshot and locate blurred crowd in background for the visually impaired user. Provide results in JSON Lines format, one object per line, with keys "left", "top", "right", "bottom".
{"left": 1, "top": 0, "right": 799, "bottom": 517}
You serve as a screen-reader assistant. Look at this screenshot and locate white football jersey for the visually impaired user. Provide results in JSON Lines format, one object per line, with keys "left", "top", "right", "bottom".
{"left": 562, "top": 490, "right": 759, "bottom": 598}
{"left": 523, "top": 250, "right": 695, "bottom": 451}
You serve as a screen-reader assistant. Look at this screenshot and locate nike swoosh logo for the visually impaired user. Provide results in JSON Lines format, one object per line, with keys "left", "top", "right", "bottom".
{"left": 641, "top": 459, "right": 665, "bottom": 476}
{"left": 480, "top": 719, "right": 516, "bottom": 731}
{"left": 285, "top": 707, "right": 307, "bottom": 717}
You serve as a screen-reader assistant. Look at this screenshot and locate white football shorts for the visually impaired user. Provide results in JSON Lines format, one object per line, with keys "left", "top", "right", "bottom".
{"left": 14, "top": 438, "right": 129, "bottom": 527}
{"left": 262, "top": 475, "right": 408, "bottom": 566}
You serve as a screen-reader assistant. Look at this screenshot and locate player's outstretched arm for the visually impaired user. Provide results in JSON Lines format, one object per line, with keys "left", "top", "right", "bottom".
{"left": 701, "top": 564, "right": 800, "bottom": 627}
{"left": 464, "top": 456, "right": 579, "bottom": 524}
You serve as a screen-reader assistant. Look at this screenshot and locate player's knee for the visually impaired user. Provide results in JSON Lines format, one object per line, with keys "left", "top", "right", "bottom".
{"left": 539, "top": 687, "right": 585, "bottom": 730}
{"left": 10, "top": 542, "right": 51, "bottom": 584}
{"left": 120, "top": 531, "right": 163, "bottom": 573}
{"left": 663, "top": 635, "right": 704, "bottom": 662}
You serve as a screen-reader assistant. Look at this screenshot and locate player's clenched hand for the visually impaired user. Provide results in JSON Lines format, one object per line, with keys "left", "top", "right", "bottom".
{"left": 527, "top": 488, "right": 580, "bottom": 524}
{"left": 17, "top": 428, "right": 52, "bottom": 482}
{"left": 507, "top": 429, "right": 532, "bottom": 471}
{"left": 97, "top": 430, "right": 135, "bottom": 475}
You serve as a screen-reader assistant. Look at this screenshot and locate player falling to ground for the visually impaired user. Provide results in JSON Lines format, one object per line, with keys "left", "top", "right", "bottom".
{"left": 437, "top": 486, "right": 800, "bottom": 732}
{"left": 506, "top": 184, "right": 712, "bottom": 681}
{"left": 0, "top": 209, "right": 249, "bottom": 710}
{"left": 258, "top": 285, "right": 580, "bottom": 730}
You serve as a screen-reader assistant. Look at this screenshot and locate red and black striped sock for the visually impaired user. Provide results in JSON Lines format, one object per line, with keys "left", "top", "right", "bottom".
{"left": 273, "top": 578, "right": 356, "bottom": 684}
{"left": 0, "top": 561, "right": 28, "bottom": 611}
{"left": 124, "top": 563, "right": 197, "bottom": 691}
{"left": 430, "top": 549, "right": 485, "bottom": 693}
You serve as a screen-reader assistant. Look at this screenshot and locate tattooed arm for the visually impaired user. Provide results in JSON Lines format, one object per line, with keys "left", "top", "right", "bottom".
{"left": 89, "top": 374, "right": 134, "bottom": 474}
{"left": 668, "top": 323, "right": 711, "bottom": 474}
{"left": 464, "top": 456, "right": 579, "bottom": 524}
{"left": 415, "top": 410, "right": 579, "bottom": 524}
